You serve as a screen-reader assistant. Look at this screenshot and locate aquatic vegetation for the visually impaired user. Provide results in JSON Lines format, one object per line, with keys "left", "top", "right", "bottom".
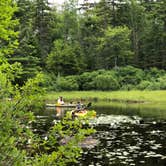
{"left": 79, "top": 116, "right": 166, "bottom": 166}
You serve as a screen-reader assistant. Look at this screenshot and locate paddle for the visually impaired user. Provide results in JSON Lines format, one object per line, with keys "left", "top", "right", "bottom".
{"left": 83, "top": 102, "right": 92, "bottom": 110}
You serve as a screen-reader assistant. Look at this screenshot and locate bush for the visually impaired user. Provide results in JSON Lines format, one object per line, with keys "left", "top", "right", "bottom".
{"left": 146, "top": 82, "right": 161, "bottom": 90}
{"left": 43, "top": 66, "right": 166, "bottom": 91}
{"left": 121, "top": 84, "right": 135, "bottom": 90}
{"left": 56, "top": 76, "right": 79, "bottom": 91}
{"left": 78, "top": 71, "right": 99, "bottom": 90}
{"left": 157, "top": 75, "right": 166, "bottom": 90}
{"left": 137, "top": 80, "right": 162, "bottom": 90}
{"left": 116, "top": 66, "right": 144, "bottom": 86}
{"left": 0, "top": 72, "right": 13, "bottom": 98}
{"left": 43, "top": 73, "right": 57, "bottom": 91}
{"left": 95, "top": 74, "right": 119, "bottom": 90}
{"left": 145, "top": 67, "right": 165, "bottom": 81}
{"left": 137, "top": 80, "right": 152, "bottom": 90}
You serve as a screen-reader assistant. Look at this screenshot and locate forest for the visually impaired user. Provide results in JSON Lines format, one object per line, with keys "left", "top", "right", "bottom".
{"left": 1, "top": 0, "right": 165, "bottom": 90}
{"left": 0, "top": 0, "right": 166, "bottom": 165}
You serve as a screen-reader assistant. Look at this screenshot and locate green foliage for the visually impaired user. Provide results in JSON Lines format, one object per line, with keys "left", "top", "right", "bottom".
{"left": 137, "top": 74, "right": 166, "bottom": 90}
{"left": 0, "top": 69, "right": 41, "bottom": 165}
{"left": 47, "top": 40, "right": 85, "bottom": 75}
{"left": 157, "top": 75, "right": 166, "bottom": 90}
{"left": 0, "top": 71, "right": 13, "bottom": 98}
{"left": 121, "top": 84, "right": 135, "bottom": 91}
{"left": 145, "top": 67, "right": 165, "bottom": 81}
{"left": 0, "top": 66, "right": 95, "bottom": 165}
{"left": 14, "top": 73, "right": 45, "bottom": 112}
{"left": 33, "top": 113, "right": 95, "bottom": 165}
{"left": 116, "top": 66, "right": 144, "bottom": 86}
{"left": 0, "top": 0, "right": 19, "bottom": 58}
{"left": 98, "top": 26, "right": 133, "bottom": 68}
{"left": 0, "top": 62, "right": 22, "bottom": 81}
{"left": 78, "top": 71, "right": 99, "bottom": 90}
{"left": 44, "top": 66, "right": 166, "bottom": 91}
{"left": 146, "top": 81, "right": 161, "bottom": 90}
{"left": 42, "top": 72, "right": 57, "bottom": 91}
{"left": 95, "top": 74, "right": 119, "bottom": 91}
{"left": 60, "top": 0, "right": 80, "bottom": 41}
{"left": 137, "top": 80, "right": 151, "bottom": 90}
{"left": 56, "top": 75, "right": 79, "bottom": 91}
{"left": 11, "top": 0, "right": 42, "bottom": 84}
{"left": 0, "top": 62, "right": 22, "bottom": 98}
{"left": 2, "top": 0, "right": 165, "bottom": 85}
{"left": 139, "top": 0, "right": 166, "bottom": 68}
{"left": 34, "top": 0, "right": 53, "bottom": 64}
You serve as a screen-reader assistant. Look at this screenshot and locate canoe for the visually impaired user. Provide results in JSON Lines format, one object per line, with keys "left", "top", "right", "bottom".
{"left": 74, "top": 110, "right": 88, "bottom": 117}
{"left": 46, "top": 103, "right": 83, "bottom": 108}
{"left": 71, "top": 110, "right": 96, "bottom": 117}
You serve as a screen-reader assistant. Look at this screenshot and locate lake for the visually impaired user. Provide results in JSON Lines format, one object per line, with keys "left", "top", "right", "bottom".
{"left": 34, "top": 102, "right": 166, "bottom": 166}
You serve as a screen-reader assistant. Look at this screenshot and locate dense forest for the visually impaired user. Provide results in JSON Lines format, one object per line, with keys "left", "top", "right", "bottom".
{"left": 1, "top": 0, "right": 165, "bottom": 90}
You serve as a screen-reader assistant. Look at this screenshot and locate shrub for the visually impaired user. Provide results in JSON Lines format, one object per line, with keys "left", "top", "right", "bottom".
{"left": 121, "top": 84, "right": 135, "bottom": 90}
{"left": 43, "top": 73, "right": 57, "bottom": 91}
{"left": 56, "top": 76, "right": 79, "bottom": 91}
{"left": 44, "top": 67, "right": 166, "bottom": 91}
{"left": 0, "top": 72, "right": 13, "bottom": 98}
{"left": 94, "top": 74, "right": 119, "bottom": 90}
{"left": 78, "top": 71, "right": 99, "bottom": 90}
{"left": 145, "top": 67, "right": 165, "bottom": 81}
{"left": 146, "top": 81, "right": 160, "bottom": 90}
{"left": 116, "top": 66, "right": 144, "bottom": 86}
{"left": 137, "top": 80, "right": 152, "bottom": 90}
{"left": 137, "top": 80, "right": 162, "bottom": 90}
{"left": 157, "top": 75, "right": 166, "bottom": 90}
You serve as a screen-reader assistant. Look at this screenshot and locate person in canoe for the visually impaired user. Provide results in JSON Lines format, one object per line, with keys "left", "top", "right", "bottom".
{"left": 71, "top": 101, "right": 88, "bottom": 118}
{"left": 57, "top": 96, "right": 64, "bottom": 105}
{"left": 76, "top": 101, "right": 82, "bottom": 111}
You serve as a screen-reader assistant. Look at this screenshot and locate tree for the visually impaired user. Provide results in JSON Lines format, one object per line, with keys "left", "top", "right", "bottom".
{"left": 125, "top": 0, "right": 147, "bottom": 64}
{"left": 80, "top": 13, "right": 101, "bottom": 70}
{"left": 0, "top": 0, "right": 19, "bottom": 59}
{"left": 46, "top": 39, "right": 85, "bottom": 75}
{"left": 10, "top": 0, "right": 41, "bottom": 84}
{"left": 60, "top": 0, "right": 80, "bottom": 41}
{"left": 139, "top": 0, "right": 166, "bottom": 69}
{"left": 34, "top": 0, "right": 53, "bottom": 67}
{"left": 98, "top": 26, "right": 133, "bottom": 69}
{"left": 79, "top": 1, "right": 103, "bottom": 70}
{"left": 79, "top": 0, "right": 130, "bottom": 70}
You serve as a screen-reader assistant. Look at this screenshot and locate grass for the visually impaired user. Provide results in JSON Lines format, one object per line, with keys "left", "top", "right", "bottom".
{"left": 45, "top": 90, "right": 166, "bottom": 103}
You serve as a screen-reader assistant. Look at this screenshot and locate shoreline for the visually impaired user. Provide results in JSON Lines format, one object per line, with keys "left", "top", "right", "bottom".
{"left": 45, "top": 90, "right": 166, "bottom": 103}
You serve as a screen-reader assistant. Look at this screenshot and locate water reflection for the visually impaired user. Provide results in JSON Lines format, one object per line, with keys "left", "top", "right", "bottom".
{"left": 92, "top": 101, "right": 166, "bottom": 120}
{"left": 56, "top": 107, "right": 65, "bottom": 118}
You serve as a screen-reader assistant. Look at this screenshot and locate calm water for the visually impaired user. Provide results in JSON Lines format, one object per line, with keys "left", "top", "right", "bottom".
{"left": 35, "top": 103, "right": 166, "bottom": 166}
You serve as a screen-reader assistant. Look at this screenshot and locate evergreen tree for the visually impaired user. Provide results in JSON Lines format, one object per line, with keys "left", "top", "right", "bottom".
{"left": 139, "top": 0, "right": 166, "bottom": 69}
{"left": 8, "top": 0, "right": 41, "bottom": 84}
{"left": 34, "top": 0, "right": 53, "bottom": 67}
